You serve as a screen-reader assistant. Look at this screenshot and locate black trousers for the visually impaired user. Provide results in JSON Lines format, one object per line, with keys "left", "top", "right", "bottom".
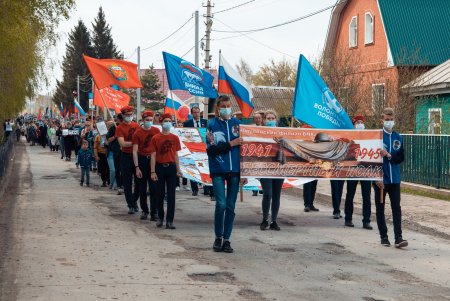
{"left": 373, "top": 183, "right": 403, "bottom": 240}
{"left": 156, "top": 163, "right": 177, "bottom": 223}
{"left": 303, "top": 180, "right": 318, "bottom": 207}
{"left": 121, "top": 153, "right": 138, "bottom": 209}
{"left": 97, "top": 153, "right": 109, "bottom": 184}
{"left": 330, "top": 180, "right": 345, "bottom": 214}
{"left": 344, "top": 180, "right": 371, "bottom": 223}
{"left": 113, "top": 152, "right": 122, "bottom": 188}
{"left": 138, "top": 155, "right": 157, "bottom": 216}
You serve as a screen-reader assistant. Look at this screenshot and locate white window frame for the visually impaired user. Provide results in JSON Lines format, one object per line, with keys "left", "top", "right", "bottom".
{"left": 428, "top": 108, "right": 442, "bottom": 134}
{"left": 364, "top": 12, "right": 374, "bottom": 45}
{"left": 349, "top": 16, "right": 358, "bottom": 48}
{"left": 371, "top": 83, "right": 385, "bottom": 111}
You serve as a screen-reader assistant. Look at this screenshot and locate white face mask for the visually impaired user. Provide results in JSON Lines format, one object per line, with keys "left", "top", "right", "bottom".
{"left": 383, "top": 120, "right": 395, "bottom": 131}
{"left": 124, "top": 116, "right": 133, "bottom": 123}
{"left": 355, "top": 123, "right": 365, "bottom": 130}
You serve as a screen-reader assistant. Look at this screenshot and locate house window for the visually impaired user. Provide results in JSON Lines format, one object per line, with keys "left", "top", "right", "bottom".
{"left": 365, "top": 12, "right": 374, "bottom": 44}
{"left": 338, "top": 87, "right": 350, "bottom": 110}
{"left": 372, "top": 83, "right": 385, "bottom": 111}
{"left": 349, "top": 16, "right": 358, "bottom": 48}
{"left": 428, "top": 108, "right": 442, "bottom": 134}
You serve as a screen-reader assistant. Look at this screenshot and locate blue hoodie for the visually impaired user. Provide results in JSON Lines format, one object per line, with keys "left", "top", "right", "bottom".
{"left": 382, "top": 128, "right": 404, "bottom": 184}
{"left": 78, "top": 148, "right": 94, "bottom": 168}
{"left": 206, "top": 116, "right": 241, "bottom": 177}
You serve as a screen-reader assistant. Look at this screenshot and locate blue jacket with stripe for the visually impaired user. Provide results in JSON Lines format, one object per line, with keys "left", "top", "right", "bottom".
{"left": 382, "top": 129, "right": 404, "bottom": 184}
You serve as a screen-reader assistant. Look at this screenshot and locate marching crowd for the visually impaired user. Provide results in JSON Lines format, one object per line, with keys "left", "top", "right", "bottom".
{"left": 14, "top": 95, "right": 408, "bottom": 253}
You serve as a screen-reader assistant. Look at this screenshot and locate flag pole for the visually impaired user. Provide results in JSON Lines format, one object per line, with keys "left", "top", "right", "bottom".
{"left": 169, "top": 89, "right": 178, "bottom": 124}
{"left": 95, "top": 84, "right": 114, "bottom": 120}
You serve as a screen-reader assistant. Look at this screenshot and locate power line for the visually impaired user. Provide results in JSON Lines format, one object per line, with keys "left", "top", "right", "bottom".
{"left": 141, "top": 16, "right": 193, "bottom": 52}
{"left": 125, "top": 48, "right": 137, "bottom": 60}
{"left": 213, "top": 3, "right": 337, "bottom": 33}
{"left": 181, "top": 35, "right": 206, "bottom": 58}
{"left": 215, "top": 0, "right": 256, "bottom": 14}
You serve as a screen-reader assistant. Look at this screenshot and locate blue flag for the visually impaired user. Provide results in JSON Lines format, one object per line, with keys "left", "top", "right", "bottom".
{"left": 162, "top": 52, "right": 218, "bottom": 98}
{"left": 292, "top": 55, "right": 353, "bottom": 129}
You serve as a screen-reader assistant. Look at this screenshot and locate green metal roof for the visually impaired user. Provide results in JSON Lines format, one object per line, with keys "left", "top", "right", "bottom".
{"left": 378, "top": 0, "right": 450, "bottom": 66}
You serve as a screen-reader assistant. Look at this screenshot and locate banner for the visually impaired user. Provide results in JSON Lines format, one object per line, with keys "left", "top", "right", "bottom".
{"left": 94, "top": 86, "right": 130, "bottom": 113}
{"left": 292, "top": 55, "right": 353, "bottom": 129}
{"left": 162, "top": 52, "right": 218, "bottom": 98}
{"left": 240, "top": 125, "right": 383, "bottom": 180}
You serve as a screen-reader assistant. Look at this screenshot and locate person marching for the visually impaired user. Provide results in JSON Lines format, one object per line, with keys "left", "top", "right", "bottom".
{"left": 133, "top": 110, "right": 160, "bottom": 221}
{"left": 94, "top": 131, "right": 110, "bottom": 187}
{"left": 374, "top": 108, "right": 408, "bottom": 248}
{"left": 344, "top": 115, "right": 372, "bottom": 229}
{"left": 259, "top": 110, "right": 284, "bottom": 231}
{"left": 150, "top": 113, "right": 182, "bottom": 229}
{"left": 78, "top": 140, "right": 94, "bottom": 187}
{"left": 183, "top": 106, "right": 208, "bottom": 196}
{"left": 116, "top": 106, "right": 140, "bottom": 214}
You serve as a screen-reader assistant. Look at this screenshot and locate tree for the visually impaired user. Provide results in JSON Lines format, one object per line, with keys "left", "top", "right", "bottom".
{"left": 52, "top": 20, "right": 94, "bottom": 110}
{"left": 92, "top": 7, "right": 122, "bottom": 59}
{"left": 236, "top": 59, "right": 254, "bottom": 84}
{"left": 253, "top": 59, "right": 297, "bottom": 87}
{"left": 137, "top": 66, "right": 165, "bottom": 111}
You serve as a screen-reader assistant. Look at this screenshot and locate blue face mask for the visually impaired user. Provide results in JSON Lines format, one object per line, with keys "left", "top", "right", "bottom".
{"left": 265, "top": 120, "right": 277, "bottom": 127}
{"left": 144, "top": 121, "right": 153, "bottom": 128}
{"left": 219, "top": 107, "right": 232, "bottom": 117}
{"left": 162, "top": 122, "right": 172, "bottom": 130}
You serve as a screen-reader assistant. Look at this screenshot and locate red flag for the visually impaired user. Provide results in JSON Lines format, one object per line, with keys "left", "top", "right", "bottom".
{"left": 83, "top": 55, "right": 142, "bottom": 89}
{"left": 94, "top": 86, "right": 131, "bottom": 113}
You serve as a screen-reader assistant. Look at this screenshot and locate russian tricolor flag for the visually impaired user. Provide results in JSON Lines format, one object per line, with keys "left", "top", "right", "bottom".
{"left": 218, "top": 53, "right": 254, "bottom": 118}
{"left": 164, "top": 91, "right": 189, "bottom": 121}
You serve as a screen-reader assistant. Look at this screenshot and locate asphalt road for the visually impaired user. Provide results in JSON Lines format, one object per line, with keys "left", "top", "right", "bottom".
{"left": 1, "top": 142, "right": 449, "bottom": 300}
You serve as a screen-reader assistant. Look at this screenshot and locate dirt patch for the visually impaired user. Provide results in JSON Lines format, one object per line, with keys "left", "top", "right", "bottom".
{"left": 273, "top": 247, "right": 296, "bottom": 253}
{"left": 238, "top": 288, "right": 268, "bottom": 301}
{"left": 318, "top": 242, "right": 351, "bottom": 255}
{"left": 40, "top": 175, "right": 67, "bottom": 180}
{"left": 188, "top": 272, "right": 236, "bottom": 284}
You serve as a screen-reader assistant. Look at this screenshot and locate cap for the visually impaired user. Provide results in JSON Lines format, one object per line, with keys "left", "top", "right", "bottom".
{"left": 120, "top": 106, "right": 134, "bottom": 114}
{"left": 160, "top": 113, "right": 172, "bottom": 122}
{"left": 141, "top": 110, "right": 154, "bottom": 118}
{"left": 352, "top": 115, "right": 365, "bottom": 124}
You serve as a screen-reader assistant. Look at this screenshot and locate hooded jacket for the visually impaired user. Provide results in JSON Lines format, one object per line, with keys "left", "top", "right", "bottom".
{"left": 382, "top": 128, "right": 404, "bottom": 184}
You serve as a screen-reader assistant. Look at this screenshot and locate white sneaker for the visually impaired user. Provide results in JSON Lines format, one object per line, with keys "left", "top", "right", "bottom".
{"left": 176, "top": 187, "right": 180, "bottom": 191}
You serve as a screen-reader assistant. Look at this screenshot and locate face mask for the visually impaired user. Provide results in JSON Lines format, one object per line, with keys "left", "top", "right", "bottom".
{"left": 219, "top": 108, "right": 232, "bottom": 118}
{"left": 355, "top": 123, "right": 365, "bottom": 130}
{"left": 265, "top": 120, "right": 277, "bottom": 127}
{"left": 144, "top": 121, "right": 153, "bottom": 128}
{"left": 124, "top": 116, "right": 133, "bottom": 123}
{"left": 383, "top": 120, "right": 395, "bottom": 131}
{"left": 162, "top": 122, "right": 172, "bottom": 130}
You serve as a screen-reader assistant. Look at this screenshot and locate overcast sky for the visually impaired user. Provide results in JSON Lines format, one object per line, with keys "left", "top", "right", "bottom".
{"left": 41, "top": 0, "right": 337, "bottom": 94}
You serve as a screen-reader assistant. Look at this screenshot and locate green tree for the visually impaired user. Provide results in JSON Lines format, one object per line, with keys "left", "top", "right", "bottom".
{"left": 140, "top": 66, "right": 165, "bottom": 111}
{"left": 92, "top": 7, "right": 122, "bottom": 59}
{"left": 53, "top": 20, "right": 94, "bottom": 110}
{"left": 253, "top": 59, "right": 297, "bottom": 87}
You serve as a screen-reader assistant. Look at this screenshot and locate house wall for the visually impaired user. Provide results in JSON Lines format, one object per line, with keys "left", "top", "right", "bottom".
{"left": 415, "top": 94, "right": 450, "bottom": 134}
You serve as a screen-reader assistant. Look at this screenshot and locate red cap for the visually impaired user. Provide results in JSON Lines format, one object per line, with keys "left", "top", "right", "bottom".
{"left": 141, "top": 110, "right": 154, "bottom": 118}
{"left": 352, "top": 115, "right": 365, "bottom": 124}
{"left": 160, "top": 113, "right": 172, "bottom": 123}
{"left": 120, "top": 105, "right": 134, "bottom": 114}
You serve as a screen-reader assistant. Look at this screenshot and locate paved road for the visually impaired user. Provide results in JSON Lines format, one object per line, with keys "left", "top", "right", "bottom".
{"left": 1, "top": 142, "right": 450, "bottom": 300}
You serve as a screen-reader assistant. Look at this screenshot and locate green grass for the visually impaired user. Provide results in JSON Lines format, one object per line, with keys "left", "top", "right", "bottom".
{"left": 401, "top": 187, "right": 450, "bottom": 201}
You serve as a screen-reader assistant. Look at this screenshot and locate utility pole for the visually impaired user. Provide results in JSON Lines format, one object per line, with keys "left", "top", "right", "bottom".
{"left": 77, "top": 75, "right": 80, "bottom": 119}
{"left": 194, "top": 10, "right": 200, "bottom": 111}
{"left": 137, "top": 46, "right": 141, "bottom": 123}
{"left": 203, "top": 1, "right": 214, "bottom": 118}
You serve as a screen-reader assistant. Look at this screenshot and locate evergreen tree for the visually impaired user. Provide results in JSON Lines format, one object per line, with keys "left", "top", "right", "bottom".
{"left": 53, "top": 20, "right": 94, "bottom": 110}
{"left": 92, "top": 7, "right": 121, "bottom": 59}
{"left": 140, "top": 66, "right": 165, "bottom": 111}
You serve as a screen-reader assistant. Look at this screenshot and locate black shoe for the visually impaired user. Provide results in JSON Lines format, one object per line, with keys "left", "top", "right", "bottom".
{"left": 381, "top": 237, "right": 391, "bottom": 247}
{"left": 363, "top": 223, "right": 373, "bottom": 230}
{"left": 192, "top": 191, "right": 198, "bottom": 196}
{"left": 259, "top": 190, "right": 263, "bottom": 195}
{"left": 345, "top": 221, "right": 354, "bottom": 227}
{"left": 128, "top": 207, "right": 134, "bottom": 214}
{"left": 80, "top": 182, "right": 83, "bottom": 186}
{"left": 86, "top": 183, "right": 90, "bottom": 187}
{"left": 222, "top": 240, "right": 233, "bottom": 253}
{"left": 252, "top": 191, "right": 258, "bottom": 196}
{"left": 101, "top": 182, "right": 107, "bottom": 187}
{"left": 310, "top": 205, "right": 319, "bottom": 211}
{"left": 304, "top": 206, "right": 310, "bottom": 212}
{"left": 156, "top": 219, "right": 164, "bottom": 227}
{"left": 166, "top": 222, "right": 176, "bottom": 230}
{"left": 140, "top": 212, "right": 148, "bottom": 220}
{"left": 213, "top": 238, "right": 223, "bottom": 252}
{"left": 395, "top": 238, "right": 408, "bottom": 248}
{"left": 150, "top": 215, "right": 158, "bottom": 221}
{"left": 333, "top": 213, "right": 342, "bottom": 219}
{"left": 210, "top": 196, "right": 215, "bottom": 202}
{"left": 270, "top": 221, "right": 280, "bottom": 231}
{"left": 260, "top": 219, "right": 269, "bottom": 230}
{"left": 133, "top": 206, "right": 139, "bottom": 213}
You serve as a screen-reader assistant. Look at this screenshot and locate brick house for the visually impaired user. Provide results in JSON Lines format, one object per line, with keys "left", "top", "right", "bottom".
{"left": 323, "top": 0, "right": 450, "bottom": 129}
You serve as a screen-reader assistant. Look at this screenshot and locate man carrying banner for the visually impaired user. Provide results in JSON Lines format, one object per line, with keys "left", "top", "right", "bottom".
{"left": 133, "top": 110, "right": 160, "bottom": 221}
{"left": 374, "top": 108, "right": 408, "bottom": 248}
{"left": 116, "top": 106, "right": 140, "bottom": 214}
{"left": 207, "top": 95, "right": 244, "bottom": 253}
{"left": 183, "top": 106, "right": 209, "bottom": 197}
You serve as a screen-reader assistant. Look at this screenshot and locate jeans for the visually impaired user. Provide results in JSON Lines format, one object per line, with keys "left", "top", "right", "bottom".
{"left": 303, "top": 180, "right": 318, "bottom": 207}
{"left": 330, "top": 180, "right": 345, "bottom": 214}
{"left": 107, "top": 152, "right": 116, "bottom": 189}
{"left": 113, "top": 152, "right": 122, "bottom": 188}
{"left": 260, "top": 178, "right": 284, "bottom": 222}
{"left": 138, "top": 155, "right": 157, "bottom": 216}
{"left": 344, "top": 180, "right": 371, "bottom": 223}
{"left": 121, "top": 153, "right": 138, "bottom": 209}
{"left": 213, "top": 174, "right": 240, "bottom": 240}
{"left": 80, "top": 167, "right": 90, "bottom": 184}
{"left": 190, "top": 180, "right": 198, "bottom": 193}
{"left": 373, "top": 183, "right": 402, "bottom": 240}
{"left": 97, "top": 153, "right": 109, "bottom": 184}
{"left": 60, "top": 137, "right": 65, "bottom": 158}
{"left": 156, "top": 163, "right": 177, "bottom": 223}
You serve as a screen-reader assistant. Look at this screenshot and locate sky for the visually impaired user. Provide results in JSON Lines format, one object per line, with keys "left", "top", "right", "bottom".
{"left": 41, "top": 0, "right": 337, "bottom": 95}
